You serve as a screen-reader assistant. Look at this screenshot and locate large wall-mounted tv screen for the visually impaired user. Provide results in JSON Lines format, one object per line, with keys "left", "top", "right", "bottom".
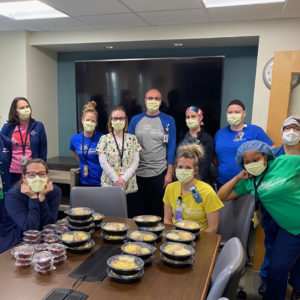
{"left": 75, "top": 56, "right": 224, "bottom": 139}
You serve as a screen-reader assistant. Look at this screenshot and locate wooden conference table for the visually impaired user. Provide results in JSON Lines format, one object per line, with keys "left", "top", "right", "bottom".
{"left": 0, "top": 217, "right": 221, "bottom": 300}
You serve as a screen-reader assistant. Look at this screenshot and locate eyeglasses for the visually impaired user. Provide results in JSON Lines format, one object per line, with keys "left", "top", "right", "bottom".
{"left": 26, "top": 171, "right": 48, "bottom": 178}
{"left": 145, "top": 97, "right": 161, "bottom": 101}
{"left": 112, "top": 117, "right": 126, "bottom": 122}
{"left": 283, "top": 125, "right": 300, "bottom": 131}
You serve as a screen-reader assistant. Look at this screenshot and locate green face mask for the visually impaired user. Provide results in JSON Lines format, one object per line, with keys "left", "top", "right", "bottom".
{"left": 83, "top": 120, "right": 96, "bottom": 133}
{"left": 18, "top": 108, "right": 31, "bottom": 121}
{"left": 146, "top": 100, "right": 160, "bottom": 113}
{"left": 27, "top": 176, "right": 48, "bottom": 193}
{"left": 175, "top": 168, "right": 194, "bottom": 184}
{"left": 186, "top": 118, "right": 199, "bottom": 130}
{"left": 112, "top": 120, "right": 125, "bottom": 131}
{"left": 244, "top": 160, "right": 267, "bottom": 176}
{"left": 227, "top": 113, "right": 242, "bottom": 126}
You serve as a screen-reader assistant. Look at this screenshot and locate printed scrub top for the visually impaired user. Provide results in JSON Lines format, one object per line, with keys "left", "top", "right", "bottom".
{"left": 97, "top": 133, "right": 141, "bottom": 194}
{"left": 163, "top": 179, "right": 224, "bottom": 231}
{"left": 234, "top": 155, "right": 300, "bottom": 235}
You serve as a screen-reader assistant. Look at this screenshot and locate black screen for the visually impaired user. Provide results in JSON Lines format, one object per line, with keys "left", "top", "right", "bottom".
{"left": 75, "top": 56, "right": 223, "bottom": 139}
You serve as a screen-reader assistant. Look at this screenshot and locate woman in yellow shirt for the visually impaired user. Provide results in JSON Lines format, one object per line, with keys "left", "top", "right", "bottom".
{"left": 163, "top": 144, "right": 223, "bottom": 233}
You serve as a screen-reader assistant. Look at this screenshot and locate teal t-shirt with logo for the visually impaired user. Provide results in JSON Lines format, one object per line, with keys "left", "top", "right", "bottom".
{"left": 234, "top": 155, "right": 300, "bottom": 235}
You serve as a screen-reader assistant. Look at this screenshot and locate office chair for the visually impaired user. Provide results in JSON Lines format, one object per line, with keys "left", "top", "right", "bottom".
{"left": 206, "top": 237, "right": 246, "bottom": 300}
{"left": 70, "top": 186, "right": 128, "bottom": 218}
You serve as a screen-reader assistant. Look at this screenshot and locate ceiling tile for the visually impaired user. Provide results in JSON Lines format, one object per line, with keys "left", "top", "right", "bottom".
{"left": 208, "top": 3, "right": 283, "bottom": 22}
{"left": 23, "top": 17, "right": 91, "bottom": 31}
{"left": 121, "top": 0, "right": 204, "bottom": 12}
{"left": 42, "top": 0, "right": 130, "bottom": 17}
{"left": 0, "top": 20, "right": 42, "bottom": 31}
{"left": 76, "top": 13, "right": 148, "bottom": 28}
{"left": 138, "top": 9, "right": 210, "bottom": 26}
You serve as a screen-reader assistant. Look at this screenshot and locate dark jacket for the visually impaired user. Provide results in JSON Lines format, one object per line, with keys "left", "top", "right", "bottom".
{"left": 1, "top": 121, "right": 47, "bottom": 161}
{"left": 0, "top": 184, "right": 61, "bottom": 253}
{"left": 178, "top": 128, "right": 214, "bottom": 183}
{"left": 0, "top": 134, "right": 12, "bottom": 194}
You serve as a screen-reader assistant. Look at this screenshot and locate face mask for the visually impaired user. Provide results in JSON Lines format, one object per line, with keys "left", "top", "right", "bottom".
{"left": 227, "top": 113, "right": 242, "bottom": 126}
{"left": 112, "top": 120, "right": 125, "bottom": 131}
{"left": 18, "top": 108, "right": 31, "bottom": 121}
{"left": 186, "top": 118, "right": 199, "bottom": 130}
{"left": 244, "top": 160, "right": 267, "bottom": 176}
{"left": 27, "top": 176, "right": 48, "bottom": 193}
{"left": 146, "top": 100, "right": 160, "bottom": 113}
{"left": 282, "top": 129, "right": 300, "bottom": 146}
{"left": 175, "top": 168, "right": 194, "bottom": 184}
{"left": 83, "top": 120, "right": 96, "bottom": 133}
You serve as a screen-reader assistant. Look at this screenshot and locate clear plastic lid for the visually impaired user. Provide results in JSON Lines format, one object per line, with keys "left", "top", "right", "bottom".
{"left": 34, "top": 243, "right": 49, "bottom": 253}
{"left": 47, "top": 243, "right": 67, "bottom": 255}
{"left": 32, "top": 251, "right": 54, "bottom": 265}
{"left": 44, "top": 234, "right": 61, "bottom": 244}
{"left": 14, "top": 245, "right": 35, "bottom": 259}
{"left": 23, "top": 230, "right": 40, "bottom": 238}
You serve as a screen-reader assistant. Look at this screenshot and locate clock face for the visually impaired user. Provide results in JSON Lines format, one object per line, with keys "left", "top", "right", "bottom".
{"left": 263, "top": 57, "right": 300, "bottom": 89}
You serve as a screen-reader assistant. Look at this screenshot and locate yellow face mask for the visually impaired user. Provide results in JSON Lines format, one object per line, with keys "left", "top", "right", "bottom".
{"left": 186, "top": 118, "right": 199, "bottom": 130}
{"left": 27, "top": 176, "right": 48, "bottom": 193}
{"left": 112, "top": 120, "right": 125, "bottom": 131}
{"left": 83, "top": 120, "right": 96, "bottom": 133}
{"left": 227, "top": 113, "right": 242, "bottom": 126}
{"left": 175, "top": 169, "right": 194, "bottom": 184}
{"left": 146, "top": 100, "right": 160, "bottom": 113}
{"left": 18, "top": 108, "right": 31, "bottom": 121}
{"left": 244, "top": 160, "right": 267, "bottom": 176}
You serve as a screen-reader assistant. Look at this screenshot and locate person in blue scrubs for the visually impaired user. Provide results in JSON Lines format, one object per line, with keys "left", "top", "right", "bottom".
{"left": 70, "top": 101, "right": 103, "bottom": 186}
{"left": 214, "top": 99, "right": 273, "bottom": 186}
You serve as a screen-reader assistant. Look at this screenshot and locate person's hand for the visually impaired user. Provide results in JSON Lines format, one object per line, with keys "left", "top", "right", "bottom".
{"left": 163, "top": 172, "right": 173, "bottom": 188}
{"left": 21, "top": 182, "right": 38, "bottom": 199}
{"left": 237, "top": 170, "right": 252, "bottom": 181}
{"left": 39, "top": 181, "right": 53, "bottom": 202}
{"left": 115, "top": 177, "right": 126, "bottom": 188}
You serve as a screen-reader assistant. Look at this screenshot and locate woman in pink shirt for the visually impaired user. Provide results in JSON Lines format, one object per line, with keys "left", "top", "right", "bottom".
{"left": 1, "top": 97, "right": 47, "bottom": 185}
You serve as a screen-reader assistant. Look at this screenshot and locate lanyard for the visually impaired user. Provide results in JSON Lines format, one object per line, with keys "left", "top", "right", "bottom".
{"left": 112, "top": 132, "right": 125, "bottom": 167}
{"left": 18, "top": 125, "right": 30, "bottom": 155}
{"left": 253, "top": 167, "right": 268, "bottom": 211}
{"left": 81, "top": 132, "right": 95, "bottom": 163}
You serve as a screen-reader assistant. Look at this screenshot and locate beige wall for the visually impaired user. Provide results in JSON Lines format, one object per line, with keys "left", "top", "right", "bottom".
{"left": 0, "top": 31, "right": 58, "bottom": 157}
{"left": 0, "top": 32, "right": 27, "bottom": 127}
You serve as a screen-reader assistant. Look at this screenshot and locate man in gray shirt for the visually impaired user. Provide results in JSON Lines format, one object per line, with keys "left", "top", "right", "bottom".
{"left": 128, "top": 89, "right": 176, "bottom": 216}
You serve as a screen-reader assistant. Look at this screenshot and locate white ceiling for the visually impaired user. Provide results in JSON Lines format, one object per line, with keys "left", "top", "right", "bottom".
{"left": 0, "top": 0, "right": 299, "bottom": 32}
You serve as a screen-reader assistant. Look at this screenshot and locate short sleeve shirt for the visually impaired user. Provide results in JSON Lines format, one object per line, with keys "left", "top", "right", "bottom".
{"left": 163, "top": 179, "right": 224, "bottom": 231}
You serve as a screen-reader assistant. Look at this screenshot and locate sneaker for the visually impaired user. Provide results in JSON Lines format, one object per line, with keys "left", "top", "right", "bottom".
{"left": 258, "top": 283, "right": 267, "bottom": 296}
{"left": 291, "top": 290, "right": 300, "bottom": 300}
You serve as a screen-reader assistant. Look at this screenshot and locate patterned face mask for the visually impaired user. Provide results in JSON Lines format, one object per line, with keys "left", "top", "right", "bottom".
{"left": 83, "top": 120, "right": 96, "bottom": 133}
{"left": 112, "top": 120, "right": 125, "bottom": 131}
{"left": 27, "top": 176, "right": 48, "bottom": 193}
{"left": 18, "top": 108, "right": 31, "bottom": 120}
{"left": 186, "top": 118, "right": 199, "bottom": 130}
{"left": 146, "top": 100, "right": 160, "bottom": 113}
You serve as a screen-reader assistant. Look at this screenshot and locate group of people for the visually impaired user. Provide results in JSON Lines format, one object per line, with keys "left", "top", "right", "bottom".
{"left": 0, "top": 92, "right": 299, "bottom": 300}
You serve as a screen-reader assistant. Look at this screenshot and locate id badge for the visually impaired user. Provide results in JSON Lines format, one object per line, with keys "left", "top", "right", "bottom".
{"left": 20, "top": 156, "right": 28, "bottom": 166}
{"left": 253, "top": 211, "right": 260, "bottom": 228}
{"left": 190, "top": 186, "right": 202, "bottom": 203}
{"left": 175, "top": 206, "right": 183, "bottom": 222}
{"left": 119, "top": 167, "right": 125, "bottom": 176}
{"left": 84, "top": 164, "right": 89, "bottom": 177}
{"left": 163, "top": 134, "right": 169, "bottom": 143}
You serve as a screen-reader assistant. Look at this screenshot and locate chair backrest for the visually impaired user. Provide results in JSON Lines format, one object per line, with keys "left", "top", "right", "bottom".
{"left": 70, "top": 186, "right": 128, "bottom": 218}
{"left": 207, "top": 237, "right": 246, "bottom": 300}
{"left": 217, "top": 193, "right": 255, "bottom": 251}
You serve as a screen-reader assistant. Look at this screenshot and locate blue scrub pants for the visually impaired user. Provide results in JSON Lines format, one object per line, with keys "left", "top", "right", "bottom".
{"left": 259, "top": 206, "right": 279, "bottom": 284}
{"left": 264, "top": 227, "right": 300, "bottom": 300}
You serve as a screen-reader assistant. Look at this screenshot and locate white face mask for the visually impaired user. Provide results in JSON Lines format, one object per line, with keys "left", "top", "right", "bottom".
{"left": 83, "top": 120, "right": 96, "bottom": 133}
{"left": 186, "top": 118, "right": 199, "bottom": 130}
{"left": 244, "top": 160, "right": 267, "bottom": 176}
{"left": 112, "top": 120, "right": 125, "bottom": 131}
{"left": 18, "top": 108, "right": 31, "bottom": 121}
{"left": 282, "top": 129, "right": 300, "bottom": 146}
{"left": 227, "top": 113, "right": 242, "bottom": 126}
{"left": 175, "top": 168, "right": 194, "bottom": 184}
{"left": 146, "top": 100, "right": 160, "bottom": 113}
{"left": 27, "top": 176, "right": 48, "bottom": 193}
